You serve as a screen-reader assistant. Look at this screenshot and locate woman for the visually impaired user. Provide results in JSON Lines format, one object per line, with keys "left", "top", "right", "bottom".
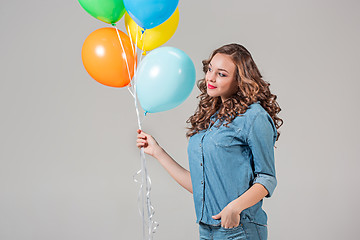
{"left": 136, "top": 43, "right": 283, "bottom": 240}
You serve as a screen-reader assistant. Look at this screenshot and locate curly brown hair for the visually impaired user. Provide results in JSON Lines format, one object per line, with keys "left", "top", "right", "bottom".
{"left": 186, "top": 43, "right": 283, "bottom": 141}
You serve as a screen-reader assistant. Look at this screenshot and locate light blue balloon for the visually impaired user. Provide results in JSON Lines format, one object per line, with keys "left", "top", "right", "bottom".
{"left": 123, "top": 0, "right": 179, "bottom": 29}
{"left": 136, "top": 47, "right": 196, "bottom": 114}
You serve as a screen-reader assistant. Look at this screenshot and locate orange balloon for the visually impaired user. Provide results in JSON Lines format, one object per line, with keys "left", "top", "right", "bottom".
{"left": 81, "top": 27, "right": 137, "bottom": 88}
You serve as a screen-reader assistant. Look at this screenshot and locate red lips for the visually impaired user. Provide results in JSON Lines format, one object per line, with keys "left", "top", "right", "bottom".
{"left": 208, "top": 83, "right": 217, "bottom": 89}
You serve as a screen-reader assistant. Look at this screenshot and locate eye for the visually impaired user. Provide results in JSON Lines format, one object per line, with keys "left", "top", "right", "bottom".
{"left": 219, "top": 72, "right": 227, "bottom": 77}
{"left": 208, "top": 67, "right": 212, "bottom": 72}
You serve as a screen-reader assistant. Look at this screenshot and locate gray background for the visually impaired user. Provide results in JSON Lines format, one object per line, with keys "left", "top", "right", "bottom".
{"left": 1, "top": 0, "right": 359, "bottom": 239}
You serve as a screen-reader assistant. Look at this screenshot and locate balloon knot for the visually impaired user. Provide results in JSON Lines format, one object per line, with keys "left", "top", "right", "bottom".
{"left": 111, "top": 23, "right": 116, "bottom": 26}
{"left": 144, "top": 111, "right": 148, "bottom": 116}
{"left": 142, "top": 51, "right": 147, "bottom": 56}
{"left": 141, "top": 29, "right": 145, "bottom": 34}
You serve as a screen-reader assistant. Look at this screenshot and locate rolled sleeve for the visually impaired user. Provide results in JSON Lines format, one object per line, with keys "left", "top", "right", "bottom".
{"left": 248, "top": 112, "right": 277, "bottom": 198}
{"left": 253, "top": 173, "right": 277, "bottom": 198}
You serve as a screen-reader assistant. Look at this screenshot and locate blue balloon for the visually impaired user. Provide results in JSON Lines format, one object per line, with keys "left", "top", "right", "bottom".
{"left": 123, "top": 0, "right": 179, "bottom": 29}
{"left": 136, "top": 47, "right": 196, "bottom": 114}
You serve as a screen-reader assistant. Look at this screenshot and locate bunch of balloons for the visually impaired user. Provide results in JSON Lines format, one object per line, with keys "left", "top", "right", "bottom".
{"left": 79, "top": 0, "right": 196, "bottom": 113}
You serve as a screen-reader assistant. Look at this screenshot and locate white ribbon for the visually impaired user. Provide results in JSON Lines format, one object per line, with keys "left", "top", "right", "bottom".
{"left": 112, "top": 24, "right": 158, "bottom": 240}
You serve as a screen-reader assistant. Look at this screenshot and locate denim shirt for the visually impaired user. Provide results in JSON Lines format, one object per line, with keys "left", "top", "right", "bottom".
{"left": 187, "top": 102, "right": 277, "bottom": 226}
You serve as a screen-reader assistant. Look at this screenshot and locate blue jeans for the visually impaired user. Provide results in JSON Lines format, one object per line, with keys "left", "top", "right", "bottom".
{"left": 199, "top": 220, "right": 267, "bottom": 240}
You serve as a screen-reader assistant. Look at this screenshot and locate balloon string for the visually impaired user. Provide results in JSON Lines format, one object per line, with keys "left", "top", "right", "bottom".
{"left": 127, "top": 25, "right": 147, "bottom": 91}
{"left": 130, "top": 78, "right": 159, "bottom": 240}
{"left": 139, "top": 30, "right": 147, "bottom": 62}
{"left": 126, "top": 25, "right": 158, "bottom": 239}
{"left": 126, "top": 24, "right": 136, "bottom": 63}
{"left": 132, "top": 24, "right": 138, "bottom": 71}
{"left": 112, "top": 24, "right": 132, "bottom": 87}
{"left": 126, "top": 28, "right": 146, "bottom": 99}
{"left": 125, "top": 23, "right": 138, "bottom": 90}
{"left": 127, "top": 87, "right": 135, "bottom": 98}
{"left": 126, "top": 23, "right": 137, "bottom": 91}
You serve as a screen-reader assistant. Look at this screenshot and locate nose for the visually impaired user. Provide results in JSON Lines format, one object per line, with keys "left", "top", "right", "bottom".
{"left": 206, "top": 71, "right": 216, "bottom": 82}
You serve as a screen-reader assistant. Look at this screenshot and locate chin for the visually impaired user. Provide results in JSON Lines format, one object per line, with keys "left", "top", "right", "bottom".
{"left": 206, "top": 91, "right": 218, "bottom": 98}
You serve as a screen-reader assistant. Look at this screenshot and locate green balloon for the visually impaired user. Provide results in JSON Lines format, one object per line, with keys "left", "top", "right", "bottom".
{"left": 78, "top": 0, "right": 126, "bottom": 24}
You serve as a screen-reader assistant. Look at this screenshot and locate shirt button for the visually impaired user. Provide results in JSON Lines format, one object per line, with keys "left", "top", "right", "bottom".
{"left": 201, "top": 181, "right": 203, "bottom": 184}
{"left": 199, "top": 143, "right": 202, "bottom": 147}
{"left": 200, "top": 163, "right": 203, "bottom": 166}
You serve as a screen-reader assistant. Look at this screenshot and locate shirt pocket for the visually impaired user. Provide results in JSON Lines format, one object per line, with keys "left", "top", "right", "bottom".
{"left": 209, "top": 125, "right": 242, "bottom": 147}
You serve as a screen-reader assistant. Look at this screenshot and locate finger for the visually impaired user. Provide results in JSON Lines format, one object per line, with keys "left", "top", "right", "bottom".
{"left": 138, "top": 129, "right": 148, "bottom": 136}
{"left": 137, "top": 142, "right": 147, "bottom": 148}
{"left": 221, "top": 221, "right": 230, "bottom": 228}
{"left": 137, "top": 134, "right": 146, "bottom": 139}
{"left": 137, "top": 140, "right": 148, "bottom": 146}
{"left": 140, "top": 131, "right": 150, "bottom": 137}
{"left": 212, "top": 213, "right": 221, "bottom": 220}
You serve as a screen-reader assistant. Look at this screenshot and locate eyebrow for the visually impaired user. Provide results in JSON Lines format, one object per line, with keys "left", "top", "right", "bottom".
{"left": 209, "top": 63, "right": 229, "bottom": 73}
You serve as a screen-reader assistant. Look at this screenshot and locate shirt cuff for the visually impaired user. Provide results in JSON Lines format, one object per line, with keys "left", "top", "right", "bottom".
{"left": 253, "top": 173, "right": 277, "bottom": 198}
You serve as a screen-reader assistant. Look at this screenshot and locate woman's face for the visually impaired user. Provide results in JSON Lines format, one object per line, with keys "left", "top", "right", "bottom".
{"left": 205, "top": 53, "right": 238, "bottom": 102}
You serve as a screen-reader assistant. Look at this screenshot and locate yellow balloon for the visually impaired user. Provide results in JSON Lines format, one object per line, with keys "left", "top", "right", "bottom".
{"left": 125, "top": 8, "right": 179, "bottom": 52}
